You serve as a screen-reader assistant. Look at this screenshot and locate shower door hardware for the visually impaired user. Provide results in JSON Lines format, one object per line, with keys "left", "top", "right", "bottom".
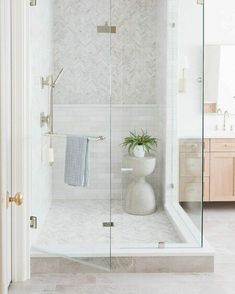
{"left": 197, "top": 0, "right": 204, "bottom": 5}
{"left": 6, "top": 192, "right": 23, "bottom": 208}
{"left": 197, "top": 77, "right": 203, "bottom": 83}
{"left": 30, "top": 0, "right": 36, "bottom": 6}
{"left": 158, "top": 242, "right": 165, "bottom": 249}
{"left": 30, "top": 216, "right": 38, "bottom": 229}
{"left": 40, "top": 112, "right": 50, "bottom": 128}
{"left": 97, "top": 22, "right": 116, "bottom": 34}
{"left": 103, "top": 222, "right": 114, "bottom": 227}
{"left": 121, "top": 168, "right": 133, "bottom": 173}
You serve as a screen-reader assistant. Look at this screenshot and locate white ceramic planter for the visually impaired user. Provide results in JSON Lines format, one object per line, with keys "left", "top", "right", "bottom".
{"left": 133, "top": 145, "right": 145, "bottom": 157}
{"left": 123, "top": 156, "right": 157, "bottom": 215}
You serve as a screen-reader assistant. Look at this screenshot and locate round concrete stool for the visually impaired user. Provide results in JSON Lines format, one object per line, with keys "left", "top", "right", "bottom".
{"left": 123, "top": 156, "right": 157, "bottom": 215}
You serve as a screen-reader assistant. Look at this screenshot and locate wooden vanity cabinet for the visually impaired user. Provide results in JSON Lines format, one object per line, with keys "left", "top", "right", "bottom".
{"left": 179, "top": 139, "right": 208, "bottom": 202}
{"left": 179, "top": 138, "right": 235, "bottom": 202}
{"left": 209, "top": 139, "right": 235, "bottom": 201}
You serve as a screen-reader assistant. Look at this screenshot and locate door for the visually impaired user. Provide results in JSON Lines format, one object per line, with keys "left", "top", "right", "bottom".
{"left": 210, "top": 152, "right": 235, "bottom": 201}
{"left": 0, "top": 0, "right": 12, "bottom": 288}
{"left": 29, "top": 0, "right": 112, "bottom": 272}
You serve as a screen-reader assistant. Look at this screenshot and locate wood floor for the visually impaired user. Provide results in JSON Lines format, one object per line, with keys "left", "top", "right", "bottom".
{"left": 9, "top": 203, "right": 235, "bottom": 294}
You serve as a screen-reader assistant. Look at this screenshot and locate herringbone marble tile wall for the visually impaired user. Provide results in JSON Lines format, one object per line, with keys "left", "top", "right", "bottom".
{"left": 53, "top": 0, "right": 164, "bottom": 105}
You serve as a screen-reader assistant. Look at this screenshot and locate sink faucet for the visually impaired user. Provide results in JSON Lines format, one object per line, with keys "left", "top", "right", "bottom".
{"left": 223, "top": 110, "right": 230, "bottom": 131}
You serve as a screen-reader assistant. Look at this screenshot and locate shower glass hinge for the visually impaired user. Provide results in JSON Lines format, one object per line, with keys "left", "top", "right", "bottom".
{"left": 30, "top": 216, "right": 38, "bottom": 229}
{"left": 30, "top": 0, "right": 36, "bottom": 6}
{"left": 158, "top": 241, "right": 165, "bottom": 249}
{"left": 197, "top": 0, "right": 204, "bottom": 5}
{"left": 97, "top": 22, "right": 116, "bottom": 34}
{"left": 103, "top": 222, "right": 114, "bottom": 227}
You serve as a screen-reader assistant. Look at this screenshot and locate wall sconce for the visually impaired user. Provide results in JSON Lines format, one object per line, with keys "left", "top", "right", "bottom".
{"left": 179, "top": 56, "right": 189, "bottom": 93}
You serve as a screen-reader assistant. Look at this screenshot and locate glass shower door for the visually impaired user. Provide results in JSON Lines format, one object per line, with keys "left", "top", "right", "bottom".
{"left": 30, "top": 0, "right": 112, "bottom": 272}
{"left": 111, "top": 0, "right": 204, "bottom": 250}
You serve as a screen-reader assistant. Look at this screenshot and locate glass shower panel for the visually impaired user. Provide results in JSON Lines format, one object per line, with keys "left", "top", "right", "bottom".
{"left": 30, "top": 0, "right": 112, "bottom": 271}
{"left": 176, "top": 0, "right": 204, "bottom": 246}
{"left": 111, "top": 0, "right": 204, "bottom": 250}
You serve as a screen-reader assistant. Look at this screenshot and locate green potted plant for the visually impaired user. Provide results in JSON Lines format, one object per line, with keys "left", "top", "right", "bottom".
{"left": 122, "top": 130, "right": 158, "bottom": 157}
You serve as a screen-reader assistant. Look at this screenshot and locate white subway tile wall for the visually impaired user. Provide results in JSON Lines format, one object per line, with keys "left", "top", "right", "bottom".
{"left": 52, "top": 105, "right": 163, "bottom": 205}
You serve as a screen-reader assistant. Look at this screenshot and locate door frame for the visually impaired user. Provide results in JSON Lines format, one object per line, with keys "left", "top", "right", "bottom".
{"left": 0, "top": 0, "right": 12, "bottom": 292}
{"left": 11, "top": 0, "right": 31, "bottom": 283}
{"left": 0, "top": 0, "right": 31, "bottom": 289}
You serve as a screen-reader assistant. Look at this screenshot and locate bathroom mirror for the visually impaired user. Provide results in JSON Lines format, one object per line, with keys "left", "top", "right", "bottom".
{"left": 204, "top": 45, "right": 235, "bottom": 114}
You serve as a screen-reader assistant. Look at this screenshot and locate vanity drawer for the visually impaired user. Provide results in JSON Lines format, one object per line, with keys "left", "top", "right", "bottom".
{"left": 179, "top": 177, "right": 202, "bottom": 202}
{"left": 180, "top": 140, "right": 202, "bottom": 153}
{"left": 180, "top": 139, "right": 209, "bottom": 153}
{"left": 210, "top": 139, "right": 235, "bottom": 152}
{"left": 180, "top": 152, "right": 209, "bottom": 177}
{"left": 179, "top": 177, "right": 208, "bottom": 202}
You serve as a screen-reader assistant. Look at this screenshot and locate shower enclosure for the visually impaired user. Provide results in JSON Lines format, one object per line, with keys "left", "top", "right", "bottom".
{"left": 30, "top": 0, "right": 205, "bottom": 272}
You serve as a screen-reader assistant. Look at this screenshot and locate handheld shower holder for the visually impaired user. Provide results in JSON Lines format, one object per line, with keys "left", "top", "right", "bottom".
{"left": 41, "top": 75, "right": 52, "bottom": 89}
{"left": 40, "top": 112, "right": 50, "bottom": 128}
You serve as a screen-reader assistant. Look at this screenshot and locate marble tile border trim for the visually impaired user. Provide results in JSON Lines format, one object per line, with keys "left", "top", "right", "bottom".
{"left": 31, "top": 255, "right": 214, "bottom": 274}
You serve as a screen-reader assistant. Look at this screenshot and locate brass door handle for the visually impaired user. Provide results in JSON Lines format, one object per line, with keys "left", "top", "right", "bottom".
{"left": 6, "top": 192, "right": 23, "bottom": 208}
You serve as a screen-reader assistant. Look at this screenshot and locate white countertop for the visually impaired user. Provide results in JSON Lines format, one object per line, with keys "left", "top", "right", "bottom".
{"left": 205, "top": 131, "right": 235, "bottom": 138}
{"left": 179, "top": 132, "right": 235, "bottom": 140}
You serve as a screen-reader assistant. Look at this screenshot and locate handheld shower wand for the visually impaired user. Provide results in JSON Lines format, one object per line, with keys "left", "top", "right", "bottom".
{"left": 52, "top": 67, "right": 64, "bottom": 87}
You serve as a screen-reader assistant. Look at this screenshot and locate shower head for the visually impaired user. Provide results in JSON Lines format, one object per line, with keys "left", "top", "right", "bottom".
{"left": 53, "top": 68, "right": 64, "bottom": 86}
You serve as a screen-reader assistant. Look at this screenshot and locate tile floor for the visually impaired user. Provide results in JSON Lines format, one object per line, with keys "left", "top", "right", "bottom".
{"left": 9, "top": 203, "right": 235, "bottom": 294}
{"left": 33, "top": 200, "right": 180, "bottom": 256}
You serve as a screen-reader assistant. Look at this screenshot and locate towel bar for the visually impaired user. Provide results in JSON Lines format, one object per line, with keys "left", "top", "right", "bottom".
{"left": 43, "top": 133, "right": 106, "bottom": 141}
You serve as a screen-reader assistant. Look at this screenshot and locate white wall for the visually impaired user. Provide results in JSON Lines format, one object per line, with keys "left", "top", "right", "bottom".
{"left": 30, "top": 0, "right": 53, "bottom": 244}
{"left": 205, "top": 0, "right": 235, "bottom": 45}
{"left": 204, "top": 0, "right": 235, "bottom": 133}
